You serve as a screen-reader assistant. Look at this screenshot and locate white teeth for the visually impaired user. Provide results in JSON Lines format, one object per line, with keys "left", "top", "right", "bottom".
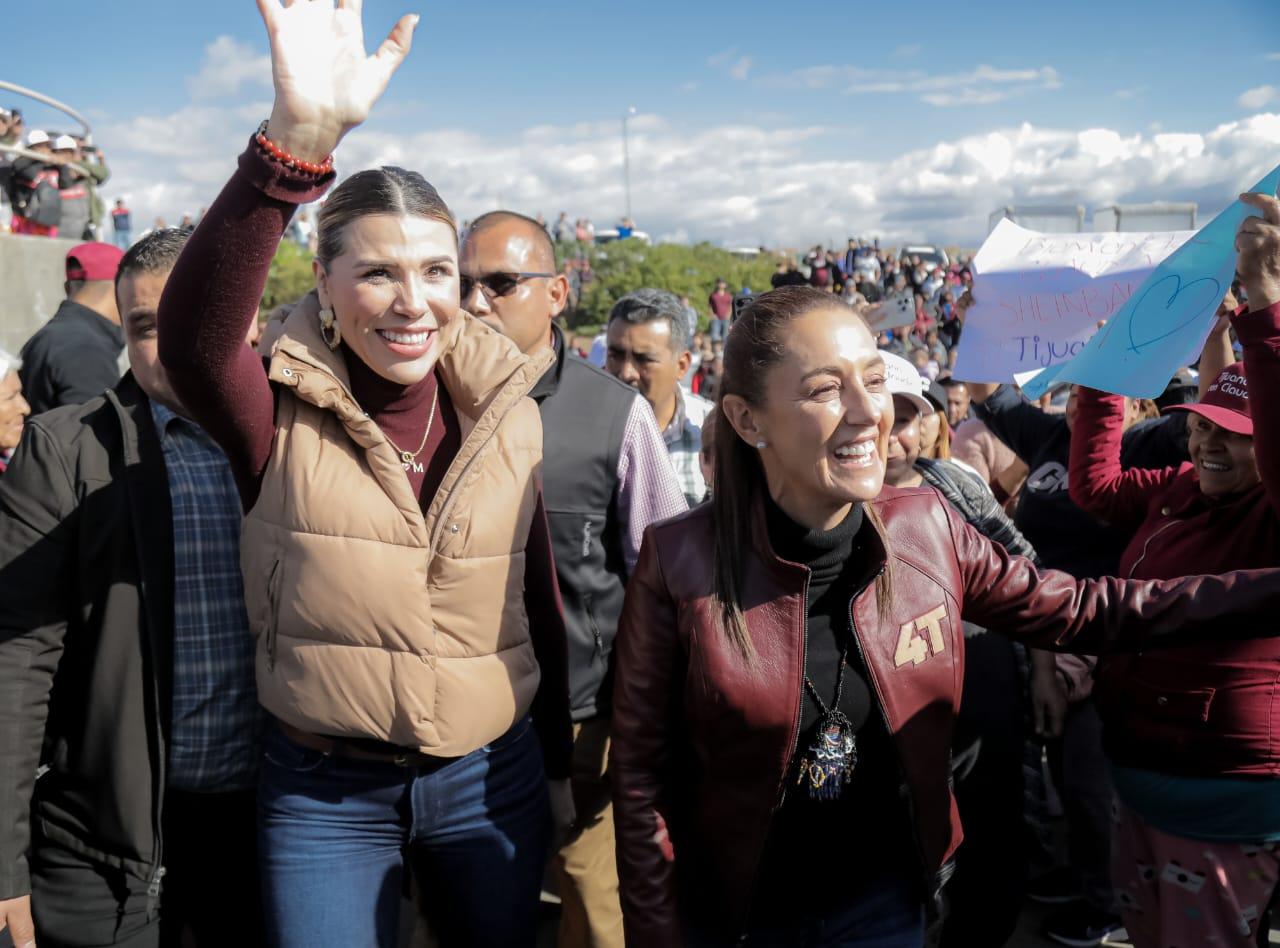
{"left": 1201, "top": 461, "right": 1229, "bottom": 472}
{"left": 379, "top": 330, "right": 429, "bottom": 345}
{"left": 834, "top": 442, "right": 875, "bottom": 458}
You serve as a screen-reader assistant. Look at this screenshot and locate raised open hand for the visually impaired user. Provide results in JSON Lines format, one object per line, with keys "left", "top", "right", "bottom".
{"left": 1237, "top": 191, "right": 1280, "bottom": 311}
{"left": 257, "top": 0, "right": 418, "bottom": 163}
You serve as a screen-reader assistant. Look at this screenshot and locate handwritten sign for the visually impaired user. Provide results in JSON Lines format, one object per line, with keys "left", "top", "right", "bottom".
{"left": 1020, "top": 162, "right": 1280, "bottom": 399}
{"left": 952, "top": 221, "right": 1193, "bottom": 383}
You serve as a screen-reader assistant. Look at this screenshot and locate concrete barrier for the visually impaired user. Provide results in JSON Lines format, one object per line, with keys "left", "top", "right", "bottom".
{"left": 0, "top": 232, "right": 78, "bottom": 357}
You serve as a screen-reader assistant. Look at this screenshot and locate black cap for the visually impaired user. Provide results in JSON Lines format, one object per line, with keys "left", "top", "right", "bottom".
{"left": 924, "top": 381, "right": 948, "bottom": 416}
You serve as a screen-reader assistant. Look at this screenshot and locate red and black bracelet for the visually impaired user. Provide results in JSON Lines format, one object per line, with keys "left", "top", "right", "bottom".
{"left": 254, "top": 120, "right": 335, "bottom": 176}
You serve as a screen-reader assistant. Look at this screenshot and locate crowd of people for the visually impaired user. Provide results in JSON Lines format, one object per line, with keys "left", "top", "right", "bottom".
{"left": 0, "top": 108, "right": 115, "bottom": 242}
{"left": 1, "top": 7, "right": 1279, "bottom": 948}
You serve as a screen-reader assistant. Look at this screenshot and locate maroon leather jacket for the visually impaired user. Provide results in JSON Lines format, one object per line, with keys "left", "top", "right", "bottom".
{"left": 611, "top": 485, "right": 1280, "bottom": 946}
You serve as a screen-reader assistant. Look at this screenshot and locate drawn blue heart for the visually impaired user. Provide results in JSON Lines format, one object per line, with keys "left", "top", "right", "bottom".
{"left": 1126, "top": 273, "right": 1221, "bottom": 354}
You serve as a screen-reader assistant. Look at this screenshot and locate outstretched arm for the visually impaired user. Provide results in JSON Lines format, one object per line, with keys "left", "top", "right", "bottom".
{"left": 157, "top": 0, "right": 417, "bottom": 505}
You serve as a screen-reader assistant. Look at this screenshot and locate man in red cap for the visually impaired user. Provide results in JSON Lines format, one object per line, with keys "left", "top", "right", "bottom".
{"left": 19, "top": 241, "right": 125, "bottom": 415}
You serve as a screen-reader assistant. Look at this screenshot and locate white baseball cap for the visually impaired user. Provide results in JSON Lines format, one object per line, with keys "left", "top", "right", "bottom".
{"left": 53, "top": 134, "right": 77, "bottom": 151}
{"left": 880, "top": 350, "right": 935, "bottom": 417}
{"left": 25, "top": 129, "right": 49, "bottom": 147}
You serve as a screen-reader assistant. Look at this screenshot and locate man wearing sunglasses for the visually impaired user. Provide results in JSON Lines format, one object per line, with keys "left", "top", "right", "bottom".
{"left": 460, "top": 212, "right": 686, "bottom": 948}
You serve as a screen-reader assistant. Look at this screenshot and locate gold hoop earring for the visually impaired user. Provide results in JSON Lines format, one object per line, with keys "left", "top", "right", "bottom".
{"left": 318, "top": 306, "right": 341, "bottom": 351}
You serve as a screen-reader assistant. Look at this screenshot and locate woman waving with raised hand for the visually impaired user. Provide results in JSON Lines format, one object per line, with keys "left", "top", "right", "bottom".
{"left": 157, "top": 2, "right": 573, "bottom": 946}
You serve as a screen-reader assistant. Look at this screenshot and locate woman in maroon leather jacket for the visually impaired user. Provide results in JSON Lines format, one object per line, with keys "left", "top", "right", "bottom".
{"left": 610, "top": 284, "right": 1280, "bottom": 948}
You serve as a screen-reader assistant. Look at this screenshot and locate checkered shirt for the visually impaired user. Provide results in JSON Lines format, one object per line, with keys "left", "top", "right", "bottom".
{"left": 662, "top": 388, "right": 713, "bottom": 508}
{"left": 151, "top": 401, "right": 260, "bottom": 791}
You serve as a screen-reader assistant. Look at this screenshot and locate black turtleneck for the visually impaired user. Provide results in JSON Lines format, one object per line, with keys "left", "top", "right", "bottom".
{"left": 749, "top": 495, "right": 918, "bottom": 922}
{"left": 764, "top": 496, "right": 873, "bottom": 739}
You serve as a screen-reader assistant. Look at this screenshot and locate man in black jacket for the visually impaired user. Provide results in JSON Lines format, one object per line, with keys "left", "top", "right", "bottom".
{"left": 0, "top": 230, "right": 263, "bottom": 948}
{"left": 461, "top": 211, "right": 686, "bottom": 948}
{"left": 19, "top": 242, "right": 125, "bottom": 415}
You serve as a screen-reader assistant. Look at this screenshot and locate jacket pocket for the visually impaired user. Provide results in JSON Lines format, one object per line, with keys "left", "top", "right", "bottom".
{"left": 1106, "top": 675, "right": 1216, "bottom": 728}
{"left": 265, "top": 559, "right": 283, "bottom": 671}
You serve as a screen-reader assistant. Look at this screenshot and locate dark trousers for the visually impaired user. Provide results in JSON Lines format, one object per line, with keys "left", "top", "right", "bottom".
{"left": 1057, "top": 700, "right": 1115, "bottom": 912}
{"left": 19, "top": 788, "right": 263, "bottom": 948}
{"left": 940, "top": 632, "right": 1027, "bottom": 948}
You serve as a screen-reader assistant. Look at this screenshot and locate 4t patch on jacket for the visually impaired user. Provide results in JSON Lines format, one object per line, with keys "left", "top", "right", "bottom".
{"left": 894, "top": 604, "right": 948, "bottom": 668}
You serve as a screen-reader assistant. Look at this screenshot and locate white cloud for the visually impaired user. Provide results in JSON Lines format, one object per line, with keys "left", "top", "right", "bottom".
{"left": 1267, "top": 52, "right": 1280, "bottom": 61}
{"left": 186, "top": 36, "right": 271, "bottom": 100}
{"left": 706, "top": 48, "right": 736, "bottom": 69}
{"left": 1238, "top": 85, "right": 1278, "bottom": 110}
{"left": 91, "top": 63, "right": 1280, "bottom": 251}
{"left": 766, "top": 62, "right": 1060, "bottom": 106}
{"left": 1114, "top": 86, "right": 1147, "bottom": 100}
{"left": 845, "top": 64, "right": 1061, "bottom": 106}
{"left": 708, "top": 48, "right": 752, "bottom": 81}
{"left": 892, "top": 44, "right": 921, "bottom": 58}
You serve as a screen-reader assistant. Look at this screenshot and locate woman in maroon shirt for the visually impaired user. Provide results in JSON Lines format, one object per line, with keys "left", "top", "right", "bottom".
{"left": 155, "top": 4, "right": 572, "bottom": 946}
{"left": 1067, "top": 195, "right": 1280, "bottom": 948}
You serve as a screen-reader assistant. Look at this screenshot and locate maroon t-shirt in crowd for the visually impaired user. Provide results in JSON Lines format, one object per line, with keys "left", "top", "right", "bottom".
{"left": 708, "top": 290, "right": 733, "bottom": 319}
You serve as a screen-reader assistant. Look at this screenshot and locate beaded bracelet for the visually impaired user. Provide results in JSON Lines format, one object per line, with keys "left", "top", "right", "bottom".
{"left": 254, "top": 120, "right": 335, "bottom": 176}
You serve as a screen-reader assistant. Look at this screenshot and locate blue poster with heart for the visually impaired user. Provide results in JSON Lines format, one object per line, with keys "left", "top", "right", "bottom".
{"left": 1021, "top": 161, "right": 1280, "bottom": 400}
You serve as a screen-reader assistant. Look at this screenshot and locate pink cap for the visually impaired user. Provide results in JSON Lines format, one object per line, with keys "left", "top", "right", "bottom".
{"left": 1167, "top": 363, "right": 1251, "bottom": 436}
{"left": 65, "top": 243, "right": 125, "bottom": 282}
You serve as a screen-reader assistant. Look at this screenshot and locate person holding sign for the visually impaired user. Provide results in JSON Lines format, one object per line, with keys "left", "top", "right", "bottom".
{"left": 610, "top": 284, "right": 1280, "bottom": 948}
{"left": 1065, "top": 191, "right": 1280, "bottom": 948}
{"left": 149, "top": 2, "right": 574, "bottom": 945}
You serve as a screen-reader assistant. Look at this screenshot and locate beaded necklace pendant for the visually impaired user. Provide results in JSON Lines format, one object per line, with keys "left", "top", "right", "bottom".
{"left": 796, "top": 709, "right": 858, "bottom": 800}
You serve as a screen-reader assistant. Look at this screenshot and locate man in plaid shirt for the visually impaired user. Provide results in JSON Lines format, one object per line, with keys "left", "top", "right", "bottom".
{"left": 606, "top": 288, "right": 715, "bottom": 507}
{"left": 0, "top": 229, "right": 263, "bottom": 947}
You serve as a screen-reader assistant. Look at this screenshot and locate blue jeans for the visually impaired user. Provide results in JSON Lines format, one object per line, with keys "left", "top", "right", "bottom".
{"left": 708, "top": 317, "right": 729, "bottom": 342}
{"left": 258, "top": 717, "right": 551, "bottom": 948}
{"left": 684, "top": 871, "right": 926, "bottom": 947}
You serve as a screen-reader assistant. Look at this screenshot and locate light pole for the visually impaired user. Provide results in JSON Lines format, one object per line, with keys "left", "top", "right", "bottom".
{"left": 622, "top": 106, "right": 636, "bottom": 223}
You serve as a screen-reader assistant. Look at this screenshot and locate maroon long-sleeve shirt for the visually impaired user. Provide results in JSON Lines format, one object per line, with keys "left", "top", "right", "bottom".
{"left": 1066, "top": 300, "right": 1280, "bottom": 776}
{"left": 157, "top": 139, "right": 572, "bottom": 777}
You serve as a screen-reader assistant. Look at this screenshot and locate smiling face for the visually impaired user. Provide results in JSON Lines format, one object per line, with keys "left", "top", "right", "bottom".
{"left": 314, "top": 213, "right": 460, "bottom": 385}
{"left": 885, "top": 394, "right": 924, "bottom": 486}
{"left": 722, "top": 308, "right": 891, "bottom": 529}
{"left": 1187, "top": 415, "right": 1258, "bottom": 498}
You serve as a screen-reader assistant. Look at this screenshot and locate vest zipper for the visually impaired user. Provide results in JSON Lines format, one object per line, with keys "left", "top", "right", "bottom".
{"left": 428, "top": 394, "right": 534, "bottom": 552}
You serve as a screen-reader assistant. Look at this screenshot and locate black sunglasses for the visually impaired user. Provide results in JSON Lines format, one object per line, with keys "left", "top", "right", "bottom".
{"left": 459, "top": 271, "right": 555, "bottom": 301}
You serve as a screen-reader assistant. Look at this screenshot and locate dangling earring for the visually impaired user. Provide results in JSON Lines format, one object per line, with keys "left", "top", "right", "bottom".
{"left": 318, "top": 306, "right": 341, "bottom": 351}
{"left": 756, "top": 440, "right": 768, "bottom": 450}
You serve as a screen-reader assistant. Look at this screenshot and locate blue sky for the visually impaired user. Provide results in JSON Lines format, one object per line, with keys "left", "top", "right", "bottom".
{"left": 6, "top": 0, "right": 1279, "bottom": 246}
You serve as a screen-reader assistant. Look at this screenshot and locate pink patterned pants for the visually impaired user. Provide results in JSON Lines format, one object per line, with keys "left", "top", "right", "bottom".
{"left": 1113, "top": 800, "right": 1280, "bottom": 947}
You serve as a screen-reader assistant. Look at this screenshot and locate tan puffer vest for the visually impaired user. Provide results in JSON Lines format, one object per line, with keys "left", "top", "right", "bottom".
{"left": 241, "top": 308, "right": 554, "bottom": 757}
